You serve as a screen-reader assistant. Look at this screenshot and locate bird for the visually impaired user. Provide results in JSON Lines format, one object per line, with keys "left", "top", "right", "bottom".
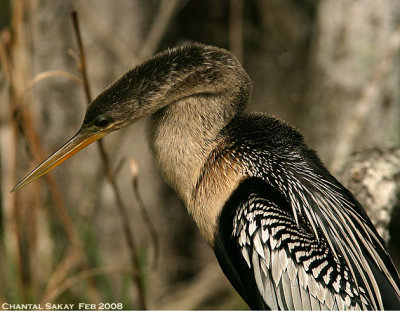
{"left": 12, "top": 43, "right": 400, "bottom": 310}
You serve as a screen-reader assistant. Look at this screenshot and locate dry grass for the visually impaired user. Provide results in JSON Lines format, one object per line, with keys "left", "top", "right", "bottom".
{"left": 0, "top": 0, "right": 181, "bottom": 308}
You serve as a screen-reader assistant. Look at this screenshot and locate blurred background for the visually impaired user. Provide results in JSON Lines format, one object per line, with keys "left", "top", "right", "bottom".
{"left": 0, "top": 0, "right": 400, "bottom": 309}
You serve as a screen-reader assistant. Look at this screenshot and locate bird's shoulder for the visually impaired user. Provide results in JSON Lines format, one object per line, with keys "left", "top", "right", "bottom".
{"left": 222, "top": 112, "right": 307, "bottom": 150}
{"left": 220, "top": 113, "right": 326, "bottom": 179}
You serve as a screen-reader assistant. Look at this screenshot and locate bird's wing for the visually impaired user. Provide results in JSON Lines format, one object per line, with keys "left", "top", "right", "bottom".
{"left": 214, "top": 178, "right": 370, "bottom": 310}
{"left": 273, "top": 151, "right": 400, "bottom": 310}
{"left": 215, "top": 114, "right": 400, "bottom": 309}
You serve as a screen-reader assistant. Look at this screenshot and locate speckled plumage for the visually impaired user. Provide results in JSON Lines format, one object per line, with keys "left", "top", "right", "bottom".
{"left": 15, "top": 43, "right": 400, "bottom": 310}
{"left": 213, "top": 115, "right": 400, "bottom": 310}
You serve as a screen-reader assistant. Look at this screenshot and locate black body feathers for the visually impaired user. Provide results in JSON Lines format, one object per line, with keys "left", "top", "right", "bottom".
{"left": 214, "top": 114, "right": 400, "bottom": 310}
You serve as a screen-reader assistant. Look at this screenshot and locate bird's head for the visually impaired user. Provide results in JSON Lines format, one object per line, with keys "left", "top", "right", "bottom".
{"left": 82, "top": 68, "right": 149, "bottom": 132}
{"left": 11, "top": 73, "right": 142, "bottom": 192}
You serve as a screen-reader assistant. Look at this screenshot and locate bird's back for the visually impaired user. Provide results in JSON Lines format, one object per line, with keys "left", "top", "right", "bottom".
{"left": 212, "top": 113, "right": 400, "bottom": 310}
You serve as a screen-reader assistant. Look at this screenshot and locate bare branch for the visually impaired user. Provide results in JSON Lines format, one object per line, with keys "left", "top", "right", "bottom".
{"left": 71, "top": 10, "right": 147, "bottom": 309}
{"left": 128, "top": 157, "right": 160, "bottom": 270}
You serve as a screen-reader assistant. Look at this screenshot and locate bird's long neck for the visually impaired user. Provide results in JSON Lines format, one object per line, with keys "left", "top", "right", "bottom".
{"left": 142, "top": 45, "right": 251, "bottom": 236}
{"left": 149, "top": 94, "right": 234, "bottom": 204}
{"left": 88, "top": 44, "right": 252, "bottom": 243}
{"left": 86, "top": 44, "right": 251, "bottom": 242}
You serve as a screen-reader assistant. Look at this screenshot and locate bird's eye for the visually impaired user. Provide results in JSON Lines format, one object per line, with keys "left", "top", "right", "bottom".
{"left": 94, "top": 116, "right": 111, "bottom": 128}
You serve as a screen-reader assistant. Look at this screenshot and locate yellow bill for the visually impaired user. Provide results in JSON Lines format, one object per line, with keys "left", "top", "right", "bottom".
{"left": 11, "top": 130, "right": 106, "bottom": 192}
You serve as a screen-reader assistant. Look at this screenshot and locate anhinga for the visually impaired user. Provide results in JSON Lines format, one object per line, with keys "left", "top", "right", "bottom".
{"left": 13, "top": 43, "right": 400, "bottom": 310}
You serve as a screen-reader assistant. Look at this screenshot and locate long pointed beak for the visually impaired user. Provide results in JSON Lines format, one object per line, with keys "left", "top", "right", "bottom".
{"left": 11, "top": 130, "right": 106, "bottom": 192}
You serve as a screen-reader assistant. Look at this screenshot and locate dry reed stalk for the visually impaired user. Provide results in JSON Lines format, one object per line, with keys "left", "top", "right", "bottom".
{"left": 23, "top": 70, "right": 83, "bottom": 92}
{"left": 71, "top": 10, "right": 147, "bottom": 309}
{"left": 40, "top": 249, "right": 82, "bottom": 303}
{"left": 42, "top": 265, "right": 130, "bottom": 303}
{"left": 0, "top": 28, "right": 15, "bottom": 303}
{"left": 128, "top": 157, "right": 160, "bottom": 270}
{"left": 5, "top": 0, "right": 34, "bottom": 299}
{"left": 67, "top": 2, "right": 187, "bottom": 306}
{"left": 2, "top": 0, "right": 102, "bottom": 304}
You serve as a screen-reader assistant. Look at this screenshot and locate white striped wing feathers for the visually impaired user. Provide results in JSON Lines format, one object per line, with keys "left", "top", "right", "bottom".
{"left": 233, "top": 193, "right": 369, "bottom": 310}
